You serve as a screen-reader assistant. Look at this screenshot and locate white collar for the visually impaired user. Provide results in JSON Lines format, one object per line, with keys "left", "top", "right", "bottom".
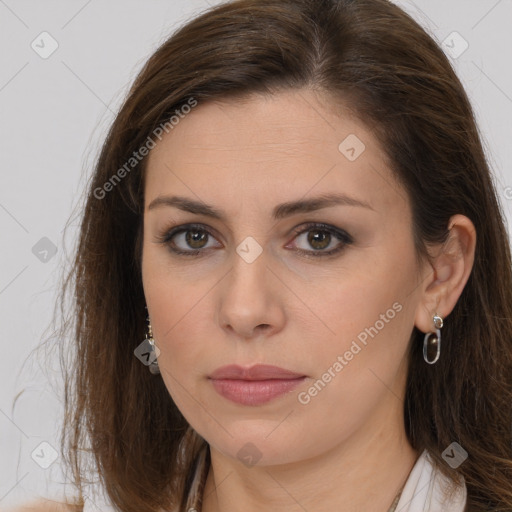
{"left": 395, "top": 449, "right": 467, "bottom": 512}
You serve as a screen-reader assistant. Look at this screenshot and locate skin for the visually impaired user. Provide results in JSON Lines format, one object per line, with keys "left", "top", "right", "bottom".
{"left": 141, "top": 88, "right": 476, "bottom": 512}
{"left": 7, "top": 500, "right": 81, "bottom": 512}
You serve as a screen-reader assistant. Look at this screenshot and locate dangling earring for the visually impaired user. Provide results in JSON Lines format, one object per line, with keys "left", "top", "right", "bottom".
{"left": 134, "top": 308, "right": 161, "bottom": 374}
{"left": 423, "top": 313, "right": 443, "bottom": 364}
{"left": 146, "top": 314, "right": 161, "bottom": 374}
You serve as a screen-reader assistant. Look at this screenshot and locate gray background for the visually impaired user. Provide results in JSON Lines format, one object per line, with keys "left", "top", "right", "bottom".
{"left": 1, "top": 0, "right": 511, "bottom": 509}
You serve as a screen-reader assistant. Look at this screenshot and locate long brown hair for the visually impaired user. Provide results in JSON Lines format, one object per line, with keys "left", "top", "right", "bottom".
{"left": 55, "top": 0, "right": 512, "bottom": 510}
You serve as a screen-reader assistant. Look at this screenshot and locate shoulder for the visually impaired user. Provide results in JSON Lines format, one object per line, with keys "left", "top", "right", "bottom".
{"left": 5, "top": 499, "right": 83, "bottom": 512}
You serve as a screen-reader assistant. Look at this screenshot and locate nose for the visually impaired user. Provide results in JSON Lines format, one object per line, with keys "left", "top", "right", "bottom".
{"left": 216, "top": 249, "right": 286, "bottom": 340}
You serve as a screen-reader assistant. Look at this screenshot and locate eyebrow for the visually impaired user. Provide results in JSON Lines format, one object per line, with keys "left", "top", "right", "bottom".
{"left": 147, "top": 193, "right": 374, "bottom": 220}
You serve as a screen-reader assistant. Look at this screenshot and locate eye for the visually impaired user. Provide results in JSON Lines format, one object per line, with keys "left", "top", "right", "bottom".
{"left": 286, "top": 222, "right": 353, "bottom": 258}
{"left": 156, "top": 223, "right": 222, "bottom": 256}
{"left": 156, "top": 222, "right": 352, "bottom": 258}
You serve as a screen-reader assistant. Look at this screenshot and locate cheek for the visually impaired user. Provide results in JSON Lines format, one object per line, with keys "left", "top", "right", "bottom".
{"left": 305, "top": 243, "right": 418, "bottom": 385}
{"left": 292, "top": 279, "right": 415, "bottom": 452}
{"left": 143, "top": 277, "right": 210, "bottom": 417}
{"left": 142, "top": 248, "right": 217, "bottom": 405}
{"left": 142, "top": 237, "right": 212, "bottom": 330}
{"left": 308, "top": 282, "right": 410, "bottom": 395}
{"left": 143, "top": 277, "right": 207, "bottom": 366}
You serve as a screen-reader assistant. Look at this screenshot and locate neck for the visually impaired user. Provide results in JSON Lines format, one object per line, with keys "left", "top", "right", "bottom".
{"left": 201, "top": 410, "right": 418, "bottom": 512}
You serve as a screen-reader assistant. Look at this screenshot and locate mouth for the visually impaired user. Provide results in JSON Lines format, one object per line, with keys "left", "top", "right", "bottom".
{"left": 208, "top": 364, "right": 306, "bottom": 406}
{"left": 209, "top": 363, "right": 305, "bottom": 380}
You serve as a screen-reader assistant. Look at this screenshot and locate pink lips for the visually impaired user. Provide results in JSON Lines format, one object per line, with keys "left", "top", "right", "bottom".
{"left": 209, "top": 364, "right": 306, "bottom": 406}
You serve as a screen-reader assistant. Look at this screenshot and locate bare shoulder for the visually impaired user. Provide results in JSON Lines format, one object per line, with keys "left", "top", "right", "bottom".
{"left": 5, "top": 499, "right": 83, "bottom": 512}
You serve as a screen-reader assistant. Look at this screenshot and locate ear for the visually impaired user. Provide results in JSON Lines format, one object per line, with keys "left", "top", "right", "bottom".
{"left": 414, "top": 214, "right": 477, "bottom": 334}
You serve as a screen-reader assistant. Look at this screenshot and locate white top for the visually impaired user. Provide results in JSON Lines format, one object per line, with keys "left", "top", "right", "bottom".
{"left": 395, "top": 449, "right": 467, "bottom": 511}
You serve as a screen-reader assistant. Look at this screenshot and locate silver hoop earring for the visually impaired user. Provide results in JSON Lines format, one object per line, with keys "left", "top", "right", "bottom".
{"left": 423, "top": 313, "right": 443, "bottom": 364}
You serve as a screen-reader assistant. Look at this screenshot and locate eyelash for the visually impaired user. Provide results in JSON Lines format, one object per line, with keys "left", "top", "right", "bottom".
{"left": 155, "top": 222, "right": 353, "bottom": 259}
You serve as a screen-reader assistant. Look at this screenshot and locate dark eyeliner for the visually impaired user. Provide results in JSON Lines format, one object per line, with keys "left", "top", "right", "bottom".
{"left": 156, "top": 221, "right": 352, "bottom": 258}
{"left": 289, "top": 222, "right": 353, "bottom": 258}
{"left": 155, "top": 223, "right": 215, "bottom": 257}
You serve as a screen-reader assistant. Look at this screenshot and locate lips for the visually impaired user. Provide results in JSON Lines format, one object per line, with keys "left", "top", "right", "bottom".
{"left": 208, "top": 364, "right": 306, "bottom": 406}
{"left": 209, "top": 364, "right": 305, "bottom": 380}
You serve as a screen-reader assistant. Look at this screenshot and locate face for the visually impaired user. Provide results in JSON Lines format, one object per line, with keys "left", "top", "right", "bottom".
{"left": 142, "top": 89, "right": 426, "bottom": 466}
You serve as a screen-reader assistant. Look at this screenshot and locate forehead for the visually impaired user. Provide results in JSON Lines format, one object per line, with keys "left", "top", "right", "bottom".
{"left": 149, "top": 90, "right": 368, "bottom": 160}
{"left": 144, "top": 89, "right": 405, "bottom": 216}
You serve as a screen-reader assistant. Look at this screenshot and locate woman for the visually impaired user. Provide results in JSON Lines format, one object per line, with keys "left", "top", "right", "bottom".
{"left": 20, "top": 0, "right": 512, "bottom": 511}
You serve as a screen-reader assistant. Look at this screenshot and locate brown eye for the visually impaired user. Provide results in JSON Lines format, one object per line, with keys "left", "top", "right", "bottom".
{"left": 288, "top": 222, "right": 353, "bottom": 258}
{"left": 307, "top": 230, "right": 331, "bottom": 250}
{"left": 158, "top": 223, "right": 222, "bottom": 255}
{"left": 185, "top": 230, "right": 209, "bottom": 249}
